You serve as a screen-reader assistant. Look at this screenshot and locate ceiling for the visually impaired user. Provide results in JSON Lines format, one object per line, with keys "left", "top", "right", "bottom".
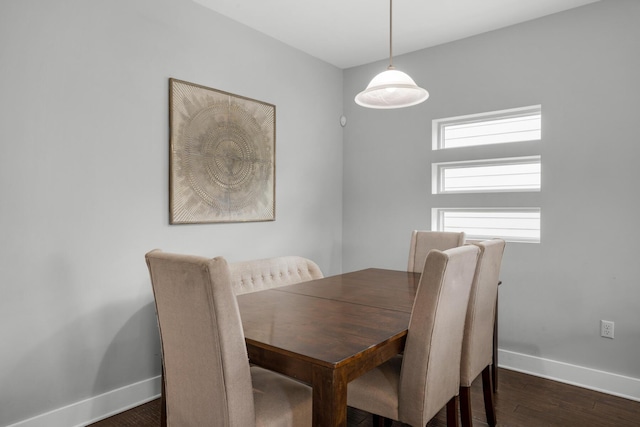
{"left": 192, "top": 0, "right": 599, "bottom": 69}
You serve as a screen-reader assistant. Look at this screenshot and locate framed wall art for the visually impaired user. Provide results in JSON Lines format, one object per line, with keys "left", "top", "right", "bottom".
{"left": 169, "top": 78, "right": 275, "bottom": 224}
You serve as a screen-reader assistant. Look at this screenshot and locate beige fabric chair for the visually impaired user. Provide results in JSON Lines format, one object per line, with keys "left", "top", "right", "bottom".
{"left": 146, "top": 250, "right": 312, "bottom": 427}
{"left": 229, "top": 255, "right": 323, "bottom": 295}
{"left": 407, "top": 230, "right": 466, "bottom": 273}
{"left": 347, "top": 245, "right": 480, "bottom": 427}
{"left": 459, "top": 239, "right": 506, "bottom": 427}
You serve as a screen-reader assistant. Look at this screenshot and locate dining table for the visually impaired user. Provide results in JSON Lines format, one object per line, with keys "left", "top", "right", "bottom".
{"left": 161, "top": 268, "right": 501, "bottom": 427}
{"left": 158, "top": 267, "right": 500, "bottom": 426}
{"left": 236, "top": 268, "right": 420, "bottom": 427}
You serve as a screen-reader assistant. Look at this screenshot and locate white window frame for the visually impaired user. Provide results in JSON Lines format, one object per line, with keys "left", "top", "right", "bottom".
{"left": 432, "top": 105, "right": 541, "bottom": 150}
{"left": 432, "top": 156, "right": 541, "bottom": 195}
{"left": 432, "top": 208, "right": 541, "bottom": 244}
{"left": 431, "top": 105, "right": 542, "bottom": 243}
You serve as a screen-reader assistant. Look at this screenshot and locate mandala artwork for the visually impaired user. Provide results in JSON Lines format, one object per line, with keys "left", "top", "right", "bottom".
{"left": 169, "top": 79, "right": 275, "bottom": 223}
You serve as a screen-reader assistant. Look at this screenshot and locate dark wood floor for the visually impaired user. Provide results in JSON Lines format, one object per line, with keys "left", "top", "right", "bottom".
{"left": 89, "top": 368, "right": 640, "bottom": 426}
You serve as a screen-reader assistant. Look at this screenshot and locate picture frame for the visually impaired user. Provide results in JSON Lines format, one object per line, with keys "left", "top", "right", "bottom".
{"left": 168, "top": 78, "right": 275, "bottom": 224}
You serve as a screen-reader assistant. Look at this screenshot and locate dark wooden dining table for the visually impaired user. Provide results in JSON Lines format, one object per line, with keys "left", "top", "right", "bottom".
{"left": 236, "top": 268, "right": 421, "bottom": 427}
{"left": 159, "top": 267, "right": 500, "bottom": 426}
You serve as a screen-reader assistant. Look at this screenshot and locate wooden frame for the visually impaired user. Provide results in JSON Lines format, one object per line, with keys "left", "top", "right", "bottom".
{"left": 168, "top": 78, "right": 275, "bottom": 224}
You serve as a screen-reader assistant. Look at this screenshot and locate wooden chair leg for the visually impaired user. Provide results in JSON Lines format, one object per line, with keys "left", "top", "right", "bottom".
{"left": 372, "top": 414, "right": 392, "bottom": 427}
{"left": 161, "top": 370, "right": 167, "bottom": 427}
{"left": 493, "top": 291, "right": 499, "bottom": 393}
{"left": 446, "top": 396, "right": 460, "bottom": 427}
{"left": 459, "top": 386, "right": 473, "bottom": 427}
{"left": 482, "top": 366, "right": 497, "bottom": 427}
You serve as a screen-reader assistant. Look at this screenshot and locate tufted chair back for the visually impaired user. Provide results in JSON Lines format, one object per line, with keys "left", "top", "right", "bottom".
{"left": 229, "top": 256, "right": 323, "bottom": 295}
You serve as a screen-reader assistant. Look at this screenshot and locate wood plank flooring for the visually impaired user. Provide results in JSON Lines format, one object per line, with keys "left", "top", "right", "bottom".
{"left": 89, "top": 368, "right": 640, "bottom": 426}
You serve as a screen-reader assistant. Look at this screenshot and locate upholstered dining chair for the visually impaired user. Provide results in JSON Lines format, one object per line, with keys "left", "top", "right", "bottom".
{"left": 145, "top": 250, "right": 312, "bottom": 427}
{"left": 347, "top": 245, "right": 480, "bottom": 427}
{"left": 407, "top": 230, "right": 466, "bottom": 273}
{"left": 459, "top": 239, "right": 506, "bottom": 427}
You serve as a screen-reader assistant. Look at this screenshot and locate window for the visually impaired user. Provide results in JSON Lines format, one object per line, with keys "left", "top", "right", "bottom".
{"left": 432, "top": 208, "right": 541, "bottom": 243}
{"left": 432, "top": 156, "right": 541, "bottom": 194}
{"left": 431, "top": 105, "right": 541, "bottom": 243}
{"left": 433, "top": 105, "right": 541, "bottom": 150}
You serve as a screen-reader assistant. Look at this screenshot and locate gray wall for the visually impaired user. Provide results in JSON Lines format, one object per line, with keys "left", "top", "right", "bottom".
{"left": 343, "top": 0, "right": 640, "bottom": 382}
{"left": 3, "top": 0, "right": 639, "bottom": 424}
{"left": 0, "top": 0, "right": 343, "bottom": 425}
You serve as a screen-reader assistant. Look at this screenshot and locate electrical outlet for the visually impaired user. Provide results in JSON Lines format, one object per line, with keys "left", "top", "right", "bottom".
{"left": 601, "top": 320, "right": 615, "bottom": 339}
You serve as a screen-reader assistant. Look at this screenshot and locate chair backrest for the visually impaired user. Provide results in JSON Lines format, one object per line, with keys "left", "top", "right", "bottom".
{"left": 146, "top": 250, "right": 255, "bottom": 427}
{"left": 229, "top": 255, "right": 323, "bottom": 295}
{"left": 460, "top": 239, "right": 506, "bottom": 387}
{"left": 407, "top": 230, "right": 466, "bottom": 273}
{"left": 399, "top": 245, "right": 479, "bottom": 427}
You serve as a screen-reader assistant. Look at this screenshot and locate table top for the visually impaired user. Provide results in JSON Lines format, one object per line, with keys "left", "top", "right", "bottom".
{"left": 237, "top": 268, "right": 420, "bottom": 369}
{"left": 275, "top": 268, "right": 419, "bottom": 313}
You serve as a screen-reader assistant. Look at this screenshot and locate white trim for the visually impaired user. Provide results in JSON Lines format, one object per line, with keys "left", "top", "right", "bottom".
{"left": 432, "top": 104, "right": 542, "bottom": 150}
{"left": 6, "top": 354, "right": 640, "bottom": 425}
{"left": 498, "top": 349, "right": 640, "bottom": 402}
{"left": 432, "top": 155, "right": 541, "bottom": 194}
{"left": 431, "top": 207, "right": 541, "bottom": 243}
{"left": 7, "top": 376, "right": 161, "bottom": 427}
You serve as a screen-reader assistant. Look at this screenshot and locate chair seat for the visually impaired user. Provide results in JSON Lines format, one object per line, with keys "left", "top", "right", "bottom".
{"left": 252, "top": 366, "right": 312, "bottom": 427}
{"left": 347, "top": 355, "right": 403, "bottom": 421}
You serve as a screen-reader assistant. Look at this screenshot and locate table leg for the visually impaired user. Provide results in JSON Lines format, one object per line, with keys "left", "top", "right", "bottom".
{"left": 311, "top": 365, "right": 348, "bottom": 427}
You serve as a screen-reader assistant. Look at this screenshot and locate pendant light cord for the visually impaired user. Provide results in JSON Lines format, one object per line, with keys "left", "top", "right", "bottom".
{"left": 389, "top": 0, "right": 394, "bottom": 69}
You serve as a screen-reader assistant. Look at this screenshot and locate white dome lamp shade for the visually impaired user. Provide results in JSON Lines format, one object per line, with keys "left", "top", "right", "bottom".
{"left": 355, "top": 66, "right": 429, "bottom": 109}
{"left": 355, "top": 0, "right": 429, "bottom": 109}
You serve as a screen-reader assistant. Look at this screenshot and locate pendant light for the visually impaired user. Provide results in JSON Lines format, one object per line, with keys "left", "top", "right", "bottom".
{"left": 355, "top": 0, "right": 429, "bottom": 109}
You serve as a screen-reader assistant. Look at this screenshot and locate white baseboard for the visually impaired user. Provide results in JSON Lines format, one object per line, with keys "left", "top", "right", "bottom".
{"left": 498, "top": 349, "right": 640, "bottom": 402}
{"left": 7, "top": 376, "right": 161, "bottom": 427}
{"left": 8, "top": 351, "right": 640, "bottom": 427}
